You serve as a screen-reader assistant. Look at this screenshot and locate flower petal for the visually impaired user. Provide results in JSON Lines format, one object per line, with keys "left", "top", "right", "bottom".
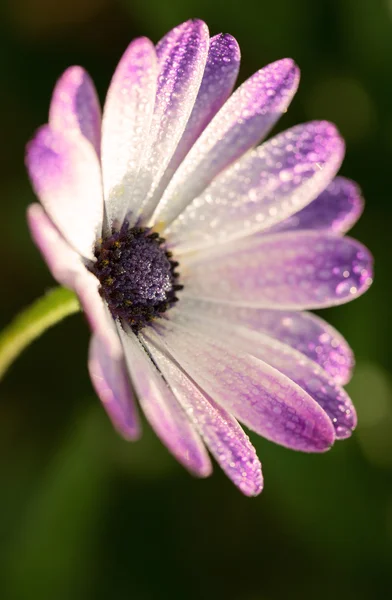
{"left": 151, "top": 58, "right": 300, "bottom": 227}
{"left": 167, "top": 121, "right": 344, "bottom": 252}
{"left": 117, "top": 325, "right": 212, "bottom": 477}
{"left": 168, "top": 33, "right": 240, "bottom": 166}
{"left": 26, "top": 125, "right": 103, "bottom": 259}
{"left": 268, "top": 177, "right": 364, "bottom": 235}
{"left": 134, "top": 19, "right": 210, "bottom": 222}
{"left": 142, "top": 334, "right": 263, "bottom": 496}
{"left": 27, "top": 202, "right": 86, "bottom": 288}
{"left": 239, "top": 328, "right": 357, "bottom": 439}
{"left": 151, "top": 33, "right": 240, "bottom": 203}
{"left": 101, "top": 37, "right": 158, "bottom": 228}
{"left": 49, "top": 66, "right": 101, "bottom": 155}
{"left": 168, "top": 308, "right": 356, "bottom": 439}
{"left": 183, "top": 231, "right": 373, "bottom": 309}
{"left": 149, "top": 318, "right": 335, "bottom": 452}
{"left": 27, "top": 203, "right": 120, "bottom": 355}
{"left": 88, "top": 334, "right": 141, "bottom": 440}
{"left": 177, "top": 297, "right": 354, "bottom": 385}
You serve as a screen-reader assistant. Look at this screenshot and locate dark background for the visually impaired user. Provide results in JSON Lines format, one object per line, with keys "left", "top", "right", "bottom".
{"left": 0, "top": 0, "right": 391, "bottom": 598}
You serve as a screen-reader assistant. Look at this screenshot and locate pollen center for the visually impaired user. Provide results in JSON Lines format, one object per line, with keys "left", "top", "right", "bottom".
{"left": 90, "top": 224, "right": 182, "bottom": 332}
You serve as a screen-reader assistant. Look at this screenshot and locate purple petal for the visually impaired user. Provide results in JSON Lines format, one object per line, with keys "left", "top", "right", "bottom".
{"left": 27, "top": 203, "right": 121, "bottom": 355}
{"left": 142, "top": 334, "right": 263, "bottom": 496}
{"left": 133, "top": 19, "right": 210, "bottom": 222}
{"left": 183, "top": 231, "right": 373, "bottom": 309}
{"left": 88, "top": 334, "right": 141, "bottom": 440}
{"left": 167, "top": 121, "right": 344, "bottom": 252}
{"left": 101, "top": 37, "right": 158, "bottom": 228}
{"left": 177, "top": 297, "right": 354, "bottom": 385}
{"left": 26, "top": 125, "right": 103, "bottom": 259}
{"left": 149, "top": 318, "right": 335, "bottom": 453}
{"left": 151, "top": 58, "right": 300, "bottom": 227}
{"left": 242, "top": 331, "right": 357, "bottom": 439}
{"left": 169, "top": 308, "right": 356, "bottom": 439}
{"left": 171, "top": 33, "right": 240, "bottom": 162}
{"left": 152, "top": 33, "right": 240, "bottom": 201}
{"left": 117, "top": 325, "right": 212, "bottom": 477}
{"left": 49, "top": 66, "right": 101, "bottom": 155}
{"left": 268, "top": 177, "right": 364, "bottom": 235}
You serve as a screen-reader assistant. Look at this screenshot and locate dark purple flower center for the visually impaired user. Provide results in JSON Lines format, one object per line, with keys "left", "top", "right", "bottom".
{"left": 90, "top": 223, "right": 182, "bottom": 332}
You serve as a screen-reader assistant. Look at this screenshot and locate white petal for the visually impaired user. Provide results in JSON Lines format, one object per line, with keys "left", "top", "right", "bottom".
{"left": 49, "top": 66, "right": 101, "bottom": 155}
{"left": 101, "top": 37, "right": 158, "bottom": 228}
{"left": 148, "top": 33, "right": 241, "bottom": 207}
{"left": 150, "top": 58, "right": 300, "bottom": 228}
{"left": 134, "top": 19, "right": 210, "bottom": 223}
{"left": 141, "top": 334, "right": 263, "bottom": 496}
{"left": 182, "top": 231, "right": 373, "bottom": 309}
{"left": 147, "top": 318, "right": 335, "bottom": 452}
{"left": 27, "top": 203, "right": 121, "bottom": 355}
{"left": 177, "top": 296, "right": 354, "bottom": 385}
{"left": 117, "top": 325, "right": 212, "bottom": 477}
{"left": 26, "top": 125, "right": 103, "bottom": 259}
{"left": 168, "top": 308, "right": 356, "bottom": 439}
{"left": 27, "top": 203, "right": 86, "bottom": 288}
{"left": 267, "top": 176, "right": 364, "bottom": 235}
{"left": 167, "top": 121, "right": 344, "bottom": 252}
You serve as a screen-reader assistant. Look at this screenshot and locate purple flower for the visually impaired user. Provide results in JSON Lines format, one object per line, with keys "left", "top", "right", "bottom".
{"left": 25, "top": 19, "right": 373, "bottom": 496}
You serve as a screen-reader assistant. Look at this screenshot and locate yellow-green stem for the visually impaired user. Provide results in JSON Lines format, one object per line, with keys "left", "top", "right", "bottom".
{"left": 0, "top": 287, "right": 80, "bottom": 381}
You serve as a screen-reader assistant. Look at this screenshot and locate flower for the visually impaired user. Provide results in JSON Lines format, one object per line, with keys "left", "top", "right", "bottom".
{"left": 25, "top": 18, "right": 373, "bottom": 496}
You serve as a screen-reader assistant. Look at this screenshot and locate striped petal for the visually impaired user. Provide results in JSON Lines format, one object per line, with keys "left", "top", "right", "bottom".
{"left": 117, "top": 325, "right": 212, "bottom": 477}
{"left": 268, "top": 176, "right": 364, "bottom": 235}
{"left": 49, "top": 66, "right": 101, "bottom": 155}
{"left": 169, "top": 308, "right": 356, "bottom": 439}
{"left": 151, "top": 58, "right": 300, "bottom": 227}
{"left": 142, "top": 335, "right": 263, "bottom": 496}
{"left": 26, "top": 125, "right": 103, "bottom": 259}
{"left": 167, "top": 121, "right": 344, "bottom": 252}
{"left": 183, "top": 231, "right": 373, "bottom": 309}
{"left": 152, "top": 33, "right": 240, "bottom": 201}
{"left": 149, "top": 319, "right": 335, "bottom": 452}
{"left": 177, "top": 297, "right": 354, "bottom": 385}
{"left": 134, "top": 19, "right": 210, "bottom": 222}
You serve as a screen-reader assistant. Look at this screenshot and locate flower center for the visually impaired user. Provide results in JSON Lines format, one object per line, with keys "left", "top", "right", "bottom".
{"left": 90, "top": 223, "right": 182, "bottom": 332}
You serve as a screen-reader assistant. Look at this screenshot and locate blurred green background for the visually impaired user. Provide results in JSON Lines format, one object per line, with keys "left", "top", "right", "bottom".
{"left": 0, "top": 0, "right": 391, "bottom": 598}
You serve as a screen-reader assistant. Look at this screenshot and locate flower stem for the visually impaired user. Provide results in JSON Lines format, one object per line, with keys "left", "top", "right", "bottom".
{"left": 0, "top": 287, "right": 80, "bottom": 381}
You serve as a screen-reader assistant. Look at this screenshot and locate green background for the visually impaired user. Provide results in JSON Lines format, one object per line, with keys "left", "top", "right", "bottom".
{"left": 0, "top": 0, "right": 391, "bottom": 598}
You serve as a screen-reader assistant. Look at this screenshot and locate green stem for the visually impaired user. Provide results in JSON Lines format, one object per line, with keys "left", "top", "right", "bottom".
{"left": 0, "top": 287, "right": 80, "bottom": 381}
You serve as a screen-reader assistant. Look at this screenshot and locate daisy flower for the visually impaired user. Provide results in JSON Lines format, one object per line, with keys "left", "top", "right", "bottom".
{"left": 25, "top": 19, "right": 373, "bottom": 496}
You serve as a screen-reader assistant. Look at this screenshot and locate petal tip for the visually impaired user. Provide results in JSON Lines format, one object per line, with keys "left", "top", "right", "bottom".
{"left": 213, "top": 32, "right": 241, "bottom": 59}
{"left": 317, "top": 425, "right": 336, "bottom": 452}
{"left": 339, "top": 237, "right": 374, "bottom": 300}
{"left": 26, "top": 201, "right": 41, "bottom": 220}
{"left": 189, "top": 17, "right": 208, "bottom": 28}
{"left": 316, "top": 119, "right": 345, "bottom": 148}
{"left": 116, "top": 36, "right": 156, "bottom": 71}
{"left": 196, "top": 462, "right": 214, "bottom": 479}
{"left": 273, "top": 57, "right": 300, "bottom": 83}
{"left": 169, "top": 17, "right": 209, "bottom": 39}
{"left": 119, "top": 424, "right": 142, "bottom": 442}
{"left": 237, "top": 466, "right": 264, "bottom": 497}
{"left": 334, "top": 424, "right": 356, "bottom": 441}
{"left": 301, "top": 406, "right": 336, "bottom": 453}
